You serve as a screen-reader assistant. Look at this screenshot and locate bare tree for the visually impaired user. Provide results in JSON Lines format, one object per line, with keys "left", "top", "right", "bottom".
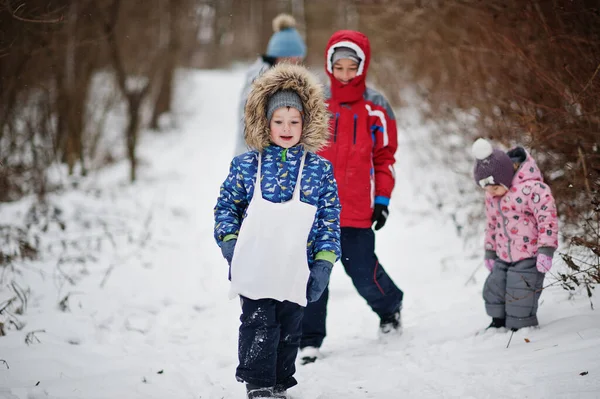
{"left": 150, "top": 0, "right": 185, "bottom": 130}
{"left": 97, "top": 0, "right": 167, "bottom": 182}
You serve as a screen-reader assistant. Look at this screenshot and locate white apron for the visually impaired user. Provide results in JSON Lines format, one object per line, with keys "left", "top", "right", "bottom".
{"left": 229, "top": 151, "right": 317, "bottom": 306}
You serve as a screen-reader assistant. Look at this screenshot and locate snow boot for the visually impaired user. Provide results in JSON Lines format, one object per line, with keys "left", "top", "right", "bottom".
{"left": 246, "top": 384, "right": 274, "bottom": 399}
{"left": 379, "top": 310, "right": 402, "bottom": 335}
{"left": 299, "top": 346, "right": 322, "bottom": 365}
{"left": 272, "top": 385, "right": 287, "bottom": 399}
{"left": 486, "top": 317, "right": 506, "bottom": 329}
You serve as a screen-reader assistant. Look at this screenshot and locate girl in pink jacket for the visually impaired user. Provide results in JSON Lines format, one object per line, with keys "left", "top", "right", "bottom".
{"left": 472, "top": 138, "right": 559, "bottom": 331}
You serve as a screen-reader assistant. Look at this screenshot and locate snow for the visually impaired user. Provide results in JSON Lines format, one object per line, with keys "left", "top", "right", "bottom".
{"left": 1, "top": 68, "right": 599, "bottom": 399}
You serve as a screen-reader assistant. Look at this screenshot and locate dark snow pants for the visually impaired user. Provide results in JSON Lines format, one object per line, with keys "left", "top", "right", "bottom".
{"left": 236, "top": 296, "right": 303, "bottom": 389}
{"left": 301, "top": 227, "right": 404, "bottom": 348}
{"left": 483, "top": 257, "right": 545, "bottom": 330}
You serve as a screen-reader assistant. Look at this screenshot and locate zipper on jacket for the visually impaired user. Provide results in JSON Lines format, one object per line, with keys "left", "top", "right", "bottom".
{"left": 334, "top": 113, "right": 339, "bottom": 142}
{"left": 497, "top": 198, "right": 513, "bottom": 262}
{"left": 281, "top": 148, "right": 288, "bottom": 162}
{"left": 353, "top": 114, "right": 358, "bottom": 144}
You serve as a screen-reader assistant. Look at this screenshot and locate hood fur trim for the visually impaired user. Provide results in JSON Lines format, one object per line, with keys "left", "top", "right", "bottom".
{"left": 244, "top": 63, "right": 329, "bottom": 153}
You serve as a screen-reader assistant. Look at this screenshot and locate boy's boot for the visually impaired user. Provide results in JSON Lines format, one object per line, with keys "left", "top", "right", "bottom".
{"left": 379, "top": 309, "right": 402, "bottom": 335}
{"left": 487, "top": 317, "right": 506, "bottom": 329}
{"left": 246, "top": 384, "right": 274, "bottom": 399}
{"left": 272, "top": 384, "right": 287, "bottom": 399}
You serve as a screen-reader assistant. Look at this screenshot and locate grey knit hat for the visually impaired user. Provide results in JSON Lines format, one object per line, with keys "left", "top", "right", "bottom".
{"left": 472, "top": 138, "right": 515, "bottom": 188}
{"left": 266, "top": 90, "right": 303, "bottom": 123}
{"left": 331, "top": 46, "right": 361, "bottom": 65}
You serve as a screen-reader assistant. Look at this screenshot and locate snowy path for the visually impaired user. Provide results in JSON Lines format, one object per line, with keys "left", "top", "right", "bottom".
{"left": 1, "top": 69, "right": 599, "bottom": 399}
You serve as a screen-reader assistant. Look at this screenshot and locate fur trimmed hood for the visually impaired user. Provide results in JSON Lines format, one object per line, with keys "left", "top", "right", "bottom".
{"left": 244, "top": 63, "right": 329, "bottom": 153}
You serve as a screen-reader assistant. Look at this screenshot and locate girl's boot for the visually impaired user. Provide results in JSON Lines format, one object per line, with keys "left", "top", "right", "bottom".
{"left": 487, "top": 317, "right": 506, "bottom": 329}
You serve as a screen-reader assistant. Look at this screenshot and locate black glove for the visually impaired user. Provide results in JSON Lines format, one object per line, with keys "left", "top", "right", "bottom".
{"left": 372, "top": 204, "right": 389, "bottom": 231}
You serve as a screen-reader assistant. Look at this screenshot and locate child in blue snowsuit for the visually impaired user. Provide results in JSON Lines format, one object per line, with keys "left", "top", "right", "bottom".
{"left": 214, "top": 64, "right": 341, "bottom": 399}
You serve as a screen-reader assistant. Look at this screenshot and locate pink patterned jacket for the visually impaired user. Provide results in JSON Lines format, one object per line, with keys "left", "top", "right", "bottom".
{"left": 484, "top": 148, "right": 559, "bottom": 263}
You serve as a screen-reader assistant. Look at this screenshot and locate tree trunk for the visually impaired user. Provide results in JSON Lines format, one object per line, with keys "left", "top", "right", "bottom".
{"left": 150, "top": 66, "right": 173, "bottom": 130}
{"left": 127, "top": 93, "right": 142, "bottom": 182}
{"left": 56, "top": 2, "right": 90, "bottom": 176}
{"left": 99, "top": 0, "right": 161, "bottom": 182}
{"left": 150, "top": 0, "right": 181, "bottom": 130}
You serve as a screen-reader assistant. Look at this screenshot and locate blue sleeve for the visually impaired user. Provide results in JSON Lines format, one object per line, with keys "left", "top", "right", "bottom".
{"left": 214, "top": 157, "right": 248, "bottom": 246}
{"left": 312, "top": 160, "right": 341, "bottom": 261}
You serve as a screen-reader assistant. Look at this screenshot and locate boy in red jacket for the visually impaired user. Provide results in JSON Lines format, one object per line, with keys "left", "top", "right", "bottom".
{"left": 300, "top": 30, "right": 404, "bottom": 364}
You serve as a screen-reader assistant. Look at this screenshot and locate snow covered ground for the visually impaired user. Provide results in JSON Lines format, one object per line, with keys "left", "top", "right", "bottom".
{"left": 0, "top": 68, "right": 599, "bottom": 399}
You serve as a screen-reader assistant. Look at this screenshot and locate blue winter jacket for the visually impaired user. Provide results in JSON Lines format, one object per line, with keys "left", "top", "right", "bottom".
{"left": 214, "top": 145, "right": 341, "bottom": 266}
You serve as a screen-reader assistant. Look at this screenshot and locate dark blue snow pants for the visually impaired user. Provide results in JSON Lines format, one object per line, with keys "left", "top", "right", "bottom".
{"left": 236, "top": 296, "right": 304, "bottom": 389}
{"left": 301, "top": 227, "right": 404, "bottom": 348}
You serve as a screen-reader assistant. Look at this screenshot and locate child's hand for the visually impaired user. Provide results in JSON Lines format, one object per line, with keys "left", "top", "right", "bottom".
{"left": 220, "top": 239, "right": 237, "bottom": 266}
{"left": 372, "top": 204, "right": 389, "bottom": 231}
{"left": 307, "top": 260, "right": 333, "bottom": 302}
{"left": 536, "top": 253, "right": 552, "bottom": 273}
{"left": 484, "top": 258, "right": 495, "bottom": 272}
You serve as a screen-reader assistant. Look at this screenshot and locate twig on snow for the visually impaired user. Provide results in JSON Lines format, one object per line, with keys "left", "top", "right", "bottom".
{"left": 464, "top": 262, "right": 483, "bottom": 286}
{"left": 0, "top": 297, "right": 16, "bottom": 314}
{"left": 10, "top": 281, "right": 28, "bottom": 314}
{"left": 506, "top": 330, "right": 515, "bottom": 348}
{"left": 25, "top": 329, "right": 46, "bottom": 345}
{"left": 100, "top": 263, "right": 116, "bottom": 288}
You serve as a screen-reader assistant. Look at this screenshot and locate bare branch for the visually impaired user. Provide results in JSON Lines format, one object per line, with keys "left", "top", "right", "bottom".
{"left": 2, "top": 0, "right": 65, "bottom": 24}
{"left": 25, "top": 329, "right": 45, "bottom": 345}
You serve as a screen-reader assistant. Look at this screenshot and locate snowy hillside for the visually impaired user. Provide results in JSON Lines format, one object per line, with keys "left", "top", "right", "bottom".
{"left": 0, "top": 68, "right": 598, "bottom": 399}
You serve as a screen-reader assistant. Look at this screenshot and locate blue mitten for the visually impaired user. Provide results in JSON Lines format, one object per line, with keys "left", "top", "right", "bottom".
{"left": 307, "top": 260, "right": 333, "bottom": 303}
{"left": 221, "top": 239, "right": 236, "bottom": 266}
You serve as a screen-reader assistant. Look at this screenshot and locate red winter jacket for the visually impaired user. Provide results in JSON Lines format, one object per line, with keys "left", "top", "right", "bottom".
{"left": 318, "top": 30, "right": 398, "bottom": 228}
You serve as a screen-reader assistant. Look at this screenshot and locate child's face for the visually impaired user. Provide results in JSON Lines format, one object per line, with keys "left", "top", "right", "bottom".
{"left": 269, "top": 107, "right": 303, "bottom": 148}
{"left": 332, "top": 59, "right": 359, "bottom": 84}
{"left": 485, "top": 185, "right": 508, "bottom": 197}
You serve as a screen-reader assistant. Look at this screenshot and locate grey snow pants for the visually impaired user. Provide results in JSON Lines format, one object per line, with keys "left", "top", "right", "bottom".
{"left": 483, "top": 257, "right": 545, "bottom": 330}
